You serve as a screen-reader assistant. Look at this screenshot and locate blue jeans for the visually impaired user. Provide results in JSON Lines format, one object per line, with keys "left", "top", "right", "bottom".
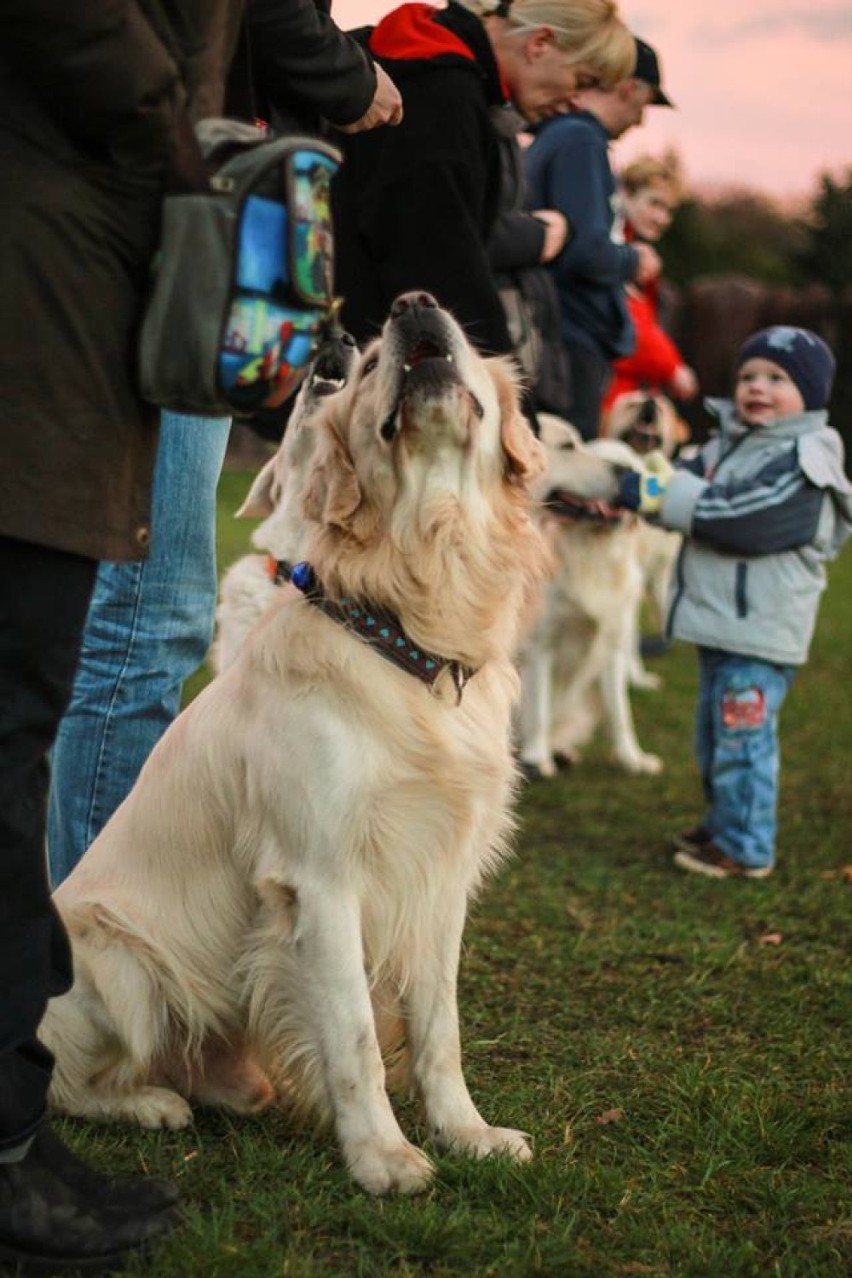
{"left": 695, "top": 648, "right": 796, "bottom": 871}
{"left": 47, "top": 411, "right": 231, "bottom": 886}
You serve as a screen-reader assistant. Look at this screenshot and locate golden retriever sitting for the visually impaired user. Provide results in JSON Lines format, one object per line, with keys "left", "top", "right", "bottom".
{"left": 40, "top": 293, "right": 550, "bottom": 1196}
{"left": 518, "top": 417, "right": 663, "bottom": 778}
{"left": 213, "top": 326, "right": 358, "bottom": 672}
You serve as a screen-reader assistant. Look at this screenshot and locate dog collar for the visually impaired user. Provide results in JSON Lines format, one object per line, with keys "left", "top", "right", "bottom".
{"left": 544, "top": 490, "right": 628, "bottom": 526}
{"left": 266, "top": 554, "right": 294, "bottom": 585}
{"left": 288, "top": 561, "right": 476, "bottom": 701}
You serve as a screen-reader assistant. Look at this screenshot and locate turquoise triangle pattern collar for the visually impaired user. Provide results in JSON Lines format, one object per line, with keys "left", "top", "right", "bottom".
{"left": 282, "top": 560, "right": 476, "bottom": 702}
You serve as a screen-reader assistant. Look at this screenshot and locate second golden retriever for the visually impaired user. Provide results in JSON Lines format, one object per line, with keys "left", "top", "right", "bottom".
{"left": 213, "top": 326, "right": 358, "bottom": 672}
{"left": 518, "top": 417, "right": 663, "bottom": 777}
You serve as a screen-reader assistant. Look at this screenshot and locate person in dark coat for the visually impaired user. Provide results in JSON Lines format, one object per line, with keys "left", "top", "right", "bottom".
{"left": 333, "top": 0, "right": 634, "bottom": 360}
{"left": 524, "top": 36, "right": 673, "bottom": 437}
{"left": 228, "top": 0, "right": 403, "bottom": 136}
{"left": 46, "top": 1, "right": 403, "bottom": 892}
{"left": 0, "top": 3, "right": 243, "bottom": 1272}
{"left": 488, "top": 111, "right": 573, "bottom": 417}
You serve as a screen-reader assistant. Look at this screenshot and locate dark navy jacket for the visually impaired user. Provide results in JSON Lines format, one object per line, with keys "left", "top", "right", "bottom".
{"left": 524, "top": 111, "right": 638, "bottom": 360}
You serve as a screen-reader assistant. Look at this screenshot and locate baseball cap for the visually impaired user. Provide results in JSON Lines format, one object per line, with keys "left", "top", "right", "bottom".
{"left": 632, "top": 37, "right": 673, "bottom": 108}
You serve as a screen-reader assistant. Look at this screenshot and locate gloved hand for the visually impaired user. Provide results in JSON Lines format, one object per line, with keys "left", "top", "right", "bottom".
{"left": 617, "top": 451, "right": 673, "bottom": 517}
{"left": 644, "top": 450, "right": 674, "bottom": 483}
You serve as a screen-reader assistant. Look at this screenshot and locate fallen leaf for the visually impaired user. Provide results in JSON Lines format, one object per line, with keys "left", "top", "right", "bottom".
{"left": 595, "top": 1107, "right": 624, "bottom": 1125}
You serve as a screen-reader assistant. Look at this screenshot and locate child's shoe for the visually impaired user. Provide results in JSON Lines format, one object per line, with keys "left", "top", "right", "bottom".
{"left": 674, "top": 841, "right": 773, "bottom": 880}
{"left": 672, "top": 824, "right": 712, "bottom": 854}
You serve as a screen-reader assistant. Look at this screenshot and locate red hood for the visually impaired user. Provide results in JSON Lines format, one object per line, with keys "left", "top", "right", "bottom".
{"left": 369, "top": 4, "right": 476, "bottom": 64}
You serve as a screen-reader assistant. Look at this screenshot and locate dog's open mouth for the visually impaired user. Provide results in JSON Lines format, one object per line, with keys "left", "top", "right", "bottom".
{"left": 381, "top": 300, "right": 469, "bottom": 441}
{"left": 398, "top": 332, "right": 459, "bottom": 397}
{"left": 544, "top": 489, "right": 627, "bottom": 525}
{"left": 624, "top": 423, "right": 663, "bottom": 455}
{"left": 622, "top": 398, "right": 664, "bottom": 455}
{"left": 403, "top": 337, "right": 452, "bottom": 372}
{"left": 308, "top": 332, "right": 357, "bottom": 398}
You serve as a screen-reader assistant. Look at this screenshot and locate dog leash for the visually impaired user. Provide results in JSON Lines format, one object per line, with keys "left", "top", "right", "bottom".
{"left": 279, "top": 560, "right": 476, "bottom": 702}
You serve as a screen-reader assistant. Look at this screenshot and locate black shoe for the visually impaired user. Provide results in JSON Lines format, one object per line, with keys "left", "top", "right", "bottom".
{"left": 0, "top": 1125, "right": 180, "bottom": 1275}
{"left": 33, "top": 1125, "right": 179, "bottom": 1214}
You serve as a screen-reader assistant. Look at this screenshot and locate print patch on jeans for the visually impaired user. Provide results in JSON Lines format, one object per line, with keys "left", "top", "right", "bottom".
{"left": 721, "top": 684, "right": 767, "bottom": 730}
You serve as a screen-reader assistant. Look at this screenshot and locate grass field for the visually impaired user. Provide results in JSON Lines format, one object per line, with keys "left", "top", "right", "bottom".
{"left": 71, "top": 467, "right": 852, "bottom": 1277}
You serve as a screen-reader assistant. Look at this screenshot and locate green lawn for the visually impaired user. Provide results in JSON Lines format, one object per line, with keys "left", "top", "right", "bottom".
{"left": 72, "top": 467, "right": 852, "bottom": 1277}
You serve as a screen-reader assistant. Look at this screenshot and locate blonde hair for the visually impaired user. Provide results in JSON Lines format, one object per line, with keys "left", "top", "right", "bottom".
{"left": 620, "top": 152, "right": 686, "bottom": 202}
{"left": 459, "top": 0, "right": 635, "bottom": 87}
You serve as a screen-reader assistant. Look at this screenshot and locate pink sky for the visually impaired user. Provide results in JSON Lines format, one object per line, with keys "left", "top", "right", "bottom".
{"left": 335, "top": 1, "right": 852, "bottom": 201}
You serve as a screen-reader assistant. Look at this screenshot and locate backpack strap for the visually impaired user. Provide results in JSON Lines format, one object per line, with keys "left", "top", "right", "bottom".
{"left": 209, "top": 132, "right": 341, "bottom": 201}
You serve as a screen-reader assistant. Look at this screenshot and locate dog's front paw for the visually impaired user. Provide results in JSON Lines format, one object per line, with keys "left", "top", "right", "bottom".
{"left": 121, "top": 1086, "right": 193, "bottom": 1130}
{"left": 442, "top": 1124, "right": 533, "bottom": 1164}
{"left": 617, "top": 749, "right": 663, "bottom": 776}
{"left": 347, "top": 1137, "right": 435, "bottom": 1196}
{"left": 518, "top": 757, "right": 555, "bottom": 782}
{"left": 629, "top": 668, "right": 663, "bottom": 691}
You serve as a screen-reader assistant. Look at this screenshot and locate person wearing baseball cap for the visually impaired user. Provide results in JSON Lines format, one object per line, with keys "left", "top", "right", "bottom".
{"left": 525, "top": 31, "right": 676, "bottom": 437}
{"left": 632, "top": 36, "right": 673, "bottom": 107}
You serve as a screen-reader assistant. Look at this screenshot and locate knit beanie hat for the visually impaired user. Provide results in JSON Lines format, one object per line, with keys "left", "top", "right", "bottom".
{"left": 736, "top": 326, "right": 836, "bottom": 410}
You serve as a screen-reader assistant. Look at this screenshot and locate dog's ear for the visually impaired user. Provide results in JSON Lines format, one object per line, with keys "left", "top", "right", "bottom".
{"left": 493, "top": 362, "right": 546, "bottom": 486}
{"left": 302, "top": 413, "right": 362, "bottom": 529}
{"left": 236, "top": 456, "right": 278, "bottom": 519}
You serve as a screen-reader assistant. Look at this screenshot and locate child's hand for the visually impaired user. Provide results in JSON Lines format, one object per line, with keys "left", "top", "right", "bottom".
{"left": 616, "top": 454, "right": 672, "bottom": 517}
{"left": 644, "top": 451, "right": 674, "bottom": 483}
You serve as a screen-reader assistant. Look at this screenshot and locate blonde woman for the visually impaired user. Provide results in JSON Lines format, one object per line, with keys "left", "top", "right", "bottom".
{"left": 334, "top": 1, "right": 634, "bottom": 364}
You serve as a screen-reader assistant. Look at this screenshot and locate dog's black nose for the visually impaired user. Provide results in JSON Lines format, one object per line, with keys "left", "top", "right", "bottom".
{"left": 391, "top": 292, "right": 439, "bottom": 317}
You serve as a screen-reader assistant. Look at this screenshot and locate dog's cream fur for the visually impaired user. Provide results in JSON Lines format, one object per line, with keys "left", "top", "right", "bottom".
{"left": 40, "top": 297, "right": 550, "bottom": 1196}
{"left": 518, "top": 417, "right": 663, "bottom": 777}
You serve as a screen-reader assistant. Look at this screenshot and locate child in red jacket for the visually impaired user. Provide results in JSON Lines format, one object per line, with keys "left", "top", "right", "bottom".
{"left": 603, "top": 154, "right": 698, "bottom": 415}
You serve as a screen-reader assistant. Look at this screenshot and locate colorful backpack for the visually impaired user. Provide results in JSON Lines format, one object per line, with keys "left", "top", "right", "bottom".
{"left": 139, "top": 121, "right": 341, "bottom": 417}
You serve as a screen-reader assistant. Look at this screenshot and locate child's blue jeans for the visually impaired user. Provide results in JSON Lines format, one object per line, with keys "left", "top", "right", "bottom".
{"left": 695, "top": 647, "right": 796, "bottom": 871}
{"left": 47, "top": 410, "right": 231, "bottom": 886}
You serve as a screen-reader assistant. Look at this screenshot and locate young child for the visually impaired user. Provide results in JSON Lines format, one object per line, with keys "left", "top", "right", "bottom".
{"left": 618, "top": 325, "right": 852, "bottom": 878}
{"left": 603, "top": 153, "right": 699, "bottom": 416}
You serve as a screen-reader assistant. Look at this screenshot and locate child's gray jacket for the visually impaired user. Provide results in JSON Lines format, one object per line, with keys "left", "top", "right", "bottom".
{"left": 661, "top": 401, "right": 852, "bottom": 665}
